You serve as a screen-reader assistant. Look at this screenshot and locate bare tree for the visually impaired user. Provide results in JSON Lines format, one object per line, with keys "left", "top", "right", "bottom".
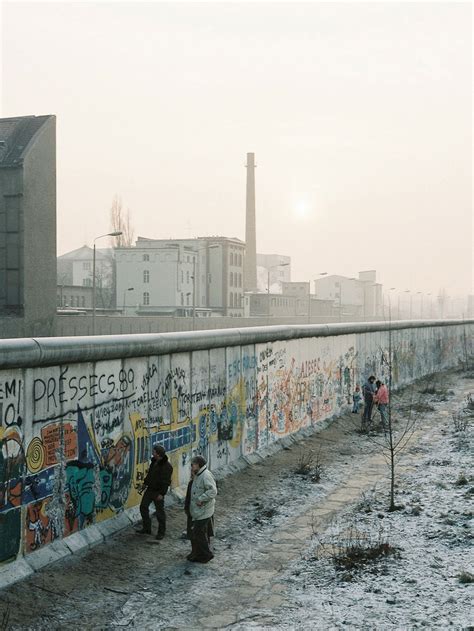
{"left": 110, "top": 195, "right": 135, "bottom": 247}
{"left": 350, "top": 314, "right": 418, "bottom": 512}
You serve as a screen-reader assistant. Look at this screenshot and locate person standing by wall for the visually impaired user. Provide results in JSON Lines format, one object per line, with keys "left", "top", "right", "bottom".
{"left": 352, "top": 384, "right": 362, "bottom": 413}
{"left": 188, "top": 456, "right": 217, "bottom": 563}
{"left": 374, "top": 379, "right": 389, "bottom": 429}
{"left": 362, "top": 375, "right": 377, "bottom": 427}
{"left": 136, "top": 445, "right": 173, "bottom": 540}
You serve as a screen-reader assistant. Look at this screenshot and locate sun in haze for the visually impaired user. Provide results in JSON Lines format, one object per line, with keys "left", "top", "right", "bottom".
{"left": 293, "top": 199, "right": 311, "bottom": 220}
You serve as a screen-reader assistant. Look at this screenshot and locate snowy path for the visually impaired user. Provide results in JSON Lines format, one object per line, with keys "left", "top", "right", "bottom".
{"left": 2, "top": 371, "right": 472, "bottom": 630}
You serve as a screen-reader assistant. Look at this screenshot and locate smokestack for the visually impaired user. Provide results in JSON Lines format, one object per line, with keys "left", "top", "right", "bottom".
{"left": 244, "top": 152, "right": 257, "bottom": 291}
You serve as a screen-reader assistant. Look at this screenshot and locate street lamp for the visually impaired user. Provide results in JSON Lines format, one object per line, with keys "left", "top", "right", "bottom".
{"left": 92, "top": 231, "right": 122, "bottom": 335}
{"left": 123, "top": 287, "right": 134, "bottom": 314}
{"left": 387, "top": 287, "right": 396, "bottom": 321}
{"left": 267, "top": 262, "right": 290, "bottom": 317}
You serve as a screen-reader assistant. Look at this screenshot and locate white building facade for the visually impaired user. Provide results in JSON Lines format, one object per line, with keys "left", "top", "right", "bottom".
{"left": 116, "top": 236, "right": 245, "bottom": 317}
{"left": 314, "top": 270, "right": 383, "bottom": 319}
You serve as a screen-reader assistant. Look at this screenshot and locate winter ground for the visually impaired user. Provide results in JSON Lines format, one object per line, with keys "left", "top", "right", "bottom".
{"left": 1, "top": 370, "right": 472, "bottom": 630}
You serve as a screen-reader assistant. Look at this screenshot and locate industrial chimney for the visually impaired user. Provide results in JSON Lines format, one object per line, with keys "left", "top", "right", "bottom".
{"left": 244, "top": 152, "right": 258, "bottom": 292}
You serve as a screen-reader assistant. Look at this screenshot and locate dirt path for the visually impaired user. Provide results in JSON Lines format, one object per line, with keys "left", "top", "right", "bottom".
{"left": 1, "top": 371, "right": 470, "bottom": 630}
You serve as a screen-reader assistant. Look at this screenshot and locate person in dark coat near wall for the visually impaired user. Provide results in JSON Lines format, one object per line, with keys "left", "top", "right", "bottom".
{"left": 136, "top": 445, "right": 173, "bottom": 540}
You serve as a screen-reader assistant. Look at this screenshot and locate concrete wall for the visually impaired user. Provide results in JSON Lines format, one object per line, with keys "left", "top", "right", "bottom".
{"left": 55, "top": 314, "right": 392, "bottom": 337}
{"left": 0, "top": 320, "right": 471, "bottom": 572}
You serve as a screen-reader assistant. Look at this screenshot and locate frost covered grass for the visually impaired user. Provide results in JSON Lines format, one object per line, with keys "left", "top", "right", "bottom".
{"left": 294, "top": 449, "right": 323, "bottom": 483}
{"left": 277, "top": 387, "right": 473, "bottom": 629}
{"left": 310, "top": 518, "right": 399, "bottom": 580}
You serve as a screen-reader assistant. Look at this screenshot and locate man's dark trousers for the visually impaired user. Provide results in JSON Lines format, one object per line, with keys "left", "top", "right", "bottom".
{"left": 191, "top": 518, "right": 213, "bottom": 561}
{"left": 140, "top": 491, "right": 166, "bottom": 535}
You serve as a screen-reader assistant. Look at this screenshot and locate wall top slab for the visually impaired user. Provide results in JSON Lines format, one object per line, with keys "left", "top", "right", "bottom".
{"left": 0, "top": 319, "right": 471, "bottom": 369}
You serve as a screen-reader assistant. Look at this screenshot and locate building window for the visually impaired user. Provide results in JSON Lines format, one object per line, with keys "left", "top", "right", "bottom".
{"left": 143, "top": 270, "right": 150, "bottom": 283}
{"left": 239, "top": 273, "right": 242, "bottom": 287}
{"left": 186, "top": 294, "right": 190, "bottom": 306}
{"left": 230, "top": 252, "right": 234, "bottom": 266}
{"left": 83, "top": 262, "right": 91, "bottom": 271}
{"left": 230, "top": 293, "right": 234, "bottom": 307}
{"left": 81, "top": 296, "right": 85, "bottom": 307}
{"left": 186, "top": 271, "right": 190, "bottom": 283}
{"left": 181, "top": 293, "right": 184, "bottom": 306}
{"left": 181, "top": 271, "right": 184, "bottom": 283}
{"left": 143, "top": 292, "right": 150, "bottom": 306}
{"left": 143, "top": 254, "right": 150, "bottom": 262}
{"left": 82, "top": 278, "right": 92, "bottom": 287}
{"left": 230, "top": 272, "right": 233, "bottom": 287}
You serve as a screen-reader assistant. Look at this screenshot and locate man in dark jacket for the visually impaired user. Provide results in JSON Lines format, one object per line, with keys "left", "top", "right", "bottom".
{"left": 362, "top": 376, "right": 377, "bottom": 428}
{"left": 136, "top": 445, "right": 173, "bottom": 540}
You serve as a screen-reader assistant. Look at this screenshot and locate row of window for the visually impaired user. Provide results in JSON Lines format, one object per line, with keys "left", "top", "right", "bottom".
{"left": 229, "top": 293, "right": 243, "bottom": 308}
{"left": 229, "top": 272, "right": 242, "bottom": 288}
{"left": 271, "top": 297, "right": 290, "bottom": 307}
{"left": 142, "top": 293, "right": 195, "bottom": 307}
{"left": 57, "top": 296, "right": 86, "bottom": 308}
{"left": 229, "top": 252, "right": 243, "bottom": 267}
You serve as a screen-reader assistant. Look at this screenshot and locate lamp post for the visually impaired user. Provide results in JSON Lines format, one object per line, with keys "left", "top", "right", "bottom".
{"left": 387, "top": 287, "right": 396, "bottom": 321}
{"left": 267, "top": 262, "right": 290, "bottom": 317}
{"left": 92, "top": 231, "right": 122, "bottom": 335}
{"left": 123, "top": 287, "right": 134, "bottom": 314}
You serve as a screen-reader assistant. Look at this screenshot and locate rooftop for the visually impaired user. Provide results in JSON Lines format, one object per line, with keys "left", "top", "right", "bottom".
{"left": 0, "top": 115, "right": 54, "bottom": 167}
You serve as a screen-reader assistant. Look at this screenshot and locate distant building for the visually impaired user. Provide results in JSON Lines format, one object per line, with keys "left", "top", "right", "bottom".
{"left": 56, "top": 284, "right": 91, "bottom": 309}
{"left": 468, "top": 295, "right": 474, "bottom": 319}
{"left": 0, "top": 114, "right": 56, "bottom": 338}
{"left": 314, "top": 270, "right": 382, "bottom": 319}
{"left": 257, "top": 253, "right": 291, "bottom": 292}
{"left": 57, "top": 245, "right": 115, "bottom": 309}
{"left": 116, "top": 236, "right": 245, "bottom": 317}
{"left": 244, "top": 290, "right": 334, "bottom": 318}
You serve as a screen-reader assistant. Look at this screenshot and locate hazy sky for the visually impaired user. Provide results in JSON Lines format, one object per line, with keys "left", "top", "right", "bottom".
{"left": 1, "top": 1, "right": 472, "bottom": 297}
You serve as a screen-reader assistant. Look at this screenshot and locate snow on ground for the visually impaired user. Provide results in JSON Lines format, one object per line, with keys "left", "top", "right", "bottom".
{"left": 260, "top": 386, "right": 474, "bottom": 629}
{"left": 3, "top": 373, "right": 472, "bottom": 630}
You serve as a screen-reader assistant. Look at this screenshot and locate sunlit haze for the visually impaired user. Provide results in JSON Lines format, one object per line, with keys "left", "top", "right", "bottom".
{"left": 1, "top": 1, "right": 472, "bottom": 297}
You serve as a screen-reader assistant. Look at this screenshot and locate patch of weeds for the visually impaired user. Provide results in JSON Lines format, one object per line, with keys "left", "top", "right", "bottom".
{"left": 455, "top": 472, "right": 469, "bottom": 486}
{"left": 402, "top": 402, "right": 436, "bottom": 414}
{"left": 294, "top": 449, "right": 323, "bottom": 483}
{"left": 458, "top": 571, "right": 474, "bottom": 584}
{"left": 466, "top": 394, "right": 474, "bottom": 410}
{"left": 419, "top": 385, "right": 439, "bottom": 395}
{"left": 0, "top": 604, "right": 11, "bottom": 631}
{"left": 452, "top": 412, "right": 470, "bottom": 433}
{"left": 251, "top": 503, "right": 278, "bottom": 526}
{"left": 312, "top": 519, "right": 399, "bottom": 579}
{"left": 356, "top": 487, "right": 378, "bottom": 514}
{"left": 428, "top": 459, "right": 451, "bottom": 467}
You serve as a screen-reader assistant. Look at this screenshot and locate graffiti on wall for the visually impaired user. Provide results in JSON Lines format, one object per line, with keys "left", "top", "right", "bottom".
{"left": 0, "top": 324, "right": 468, "bottom": 565}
